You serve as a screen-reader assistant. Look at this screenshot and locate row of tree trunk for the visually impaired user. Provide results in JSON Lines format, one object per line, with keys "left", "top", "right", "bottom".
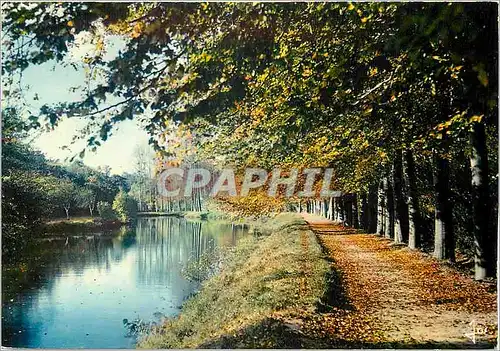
{"left": 146, "top": 187, "right": 204, "bottom": 213}
{"left": 298, "top": 137, "right": 495, "bottom": 280}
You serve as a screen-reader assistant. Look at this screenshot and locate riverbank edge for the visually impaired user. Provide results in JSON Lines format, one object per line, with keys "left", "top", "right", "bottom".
{"left": 40, "top": 217, "right": 127, "bottom": 235}
{"left": 39, "top": 210, "right": 234, "bottom": 236}
{"left": 137, "top": 210, "right": 241, "bottom": 221}
{"left": 137, "top": 212, "right": 333, "bottom": 348}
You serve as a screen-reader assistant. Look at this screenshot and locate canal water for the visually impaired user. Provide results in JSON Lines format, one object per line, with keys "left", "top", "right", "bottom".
{"left": 2, "top": 217, "right": 249, "bottom": 348}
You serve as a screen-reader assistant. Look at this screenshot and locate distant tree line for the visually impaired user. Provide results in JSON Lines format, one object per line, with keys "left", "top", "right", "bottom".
{"left": 2, "top": 109, "right": 133, "bottom": 258}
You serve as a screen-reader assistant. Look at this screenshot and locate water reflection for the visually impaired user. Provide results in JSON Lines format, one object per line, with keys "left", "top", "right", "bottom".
{"left": 2, "top": 217, "right": 249, "bottom": 348}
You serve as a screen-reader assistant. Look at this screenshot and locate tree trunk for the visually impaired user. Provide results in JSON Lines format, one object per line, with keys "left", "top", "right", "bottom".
{"left": 352, "top": 194, "right": 359, "bottom": 228}
{"left": 376, "top": 180, "right": 385, "bottom": 235}
{"left": 333, "top": 199, "right": 337, "bottom": 220}
{"left": 359, "top": 193, "right": 368, "bottom": 230}
{"left": 368, "top": 185, "right": 378, "bottom": 233}
{"left": 393, "top": 150, "right": 409, "bottom": 244}
{"left": 339, "top": 197, "right": 345, "bottom": 224}
{"left": 384, "top": 177, "right": 394, "bottom": 239}
{"left": 470, "top": 122, "right": 494, "bottom": 279}
{"left": 341, "top": 198, "right": 345, "bottom": 223}
{"left": 404, "top": 150, "right": 421, "bottom": 249}
{"left": 138, "top": 184, "right": 143, "bottom": 212}
{"left": 64, "top": 206, "right": 70, "bottom": 220}
{"left": 342, "top": 197, "right": 349, "bottom": 225}
{"left": 357, "top": 194, "right": 363, "bottom": 229}
{"left": 328, "top": 197, "right": 333, "bottom": 220}
{"left": 433, "top": 153, "right": 455, "bottom": 262}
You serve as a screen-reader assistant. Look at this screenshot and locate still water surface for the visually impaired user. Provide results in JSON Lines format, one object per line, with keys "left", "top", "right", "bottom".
{"left": 2, "top": 217, "right": 249, "bottom": 348}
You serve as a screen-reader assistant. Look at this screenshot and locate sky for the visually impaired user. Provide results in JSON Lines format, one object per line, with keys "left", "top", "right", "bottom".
{"left": 14, "top": 32, "right": 152, "bottom": 175}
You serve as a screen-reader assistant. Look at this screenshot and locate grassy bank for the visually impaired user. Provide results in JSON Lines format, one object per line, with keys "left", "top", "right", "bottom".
{"left": 138, "top": 213, "right": 332, "bottom": 348}
{"left": 41, "top": 216, "right": 125, "bottom": 234}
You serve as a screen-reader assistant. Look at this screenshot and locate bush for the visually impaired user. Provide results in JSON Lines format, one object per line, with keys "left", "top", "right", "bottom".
{"left": 97, "top": 201, "right": 116, "bottom": 221}
{"left": 112, "top": 190, "right": 138, "bottom": 222}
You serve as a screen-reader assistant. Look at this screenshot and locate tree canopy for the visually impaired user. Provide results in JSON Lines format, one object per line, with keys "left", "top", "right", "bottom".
{"left": 2, "top": 3, "right": 497, "bottom": 174}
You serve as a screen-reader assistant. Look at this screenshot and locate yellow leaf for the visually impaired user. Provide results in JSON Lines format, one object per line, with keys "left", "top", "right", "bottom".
{"left": 67, "top": 20, "right": 74, "bottom": 27}
{"left": 469, "top": 115, "right": 484, "bottom": 123}
{"left": 361, "top": 17, "right": 368, "bottom": 23}
{"left": 477, "top": 70, "right": 489, "bottom": 87}
{"left": 302, "top": 69, "right": 312, "bottom": 77}
{"left": 131, "top": 23, "right": 144, "bottom": 38}
{"left": 347, "top": 3, "right": 355, "bottom": 10}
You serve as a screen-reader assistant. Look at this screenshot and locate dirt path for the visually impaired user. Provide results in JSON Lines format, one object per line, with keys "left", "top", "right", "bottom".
{"left": 301, "top": 213, "right": 497, "bottom": 348}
